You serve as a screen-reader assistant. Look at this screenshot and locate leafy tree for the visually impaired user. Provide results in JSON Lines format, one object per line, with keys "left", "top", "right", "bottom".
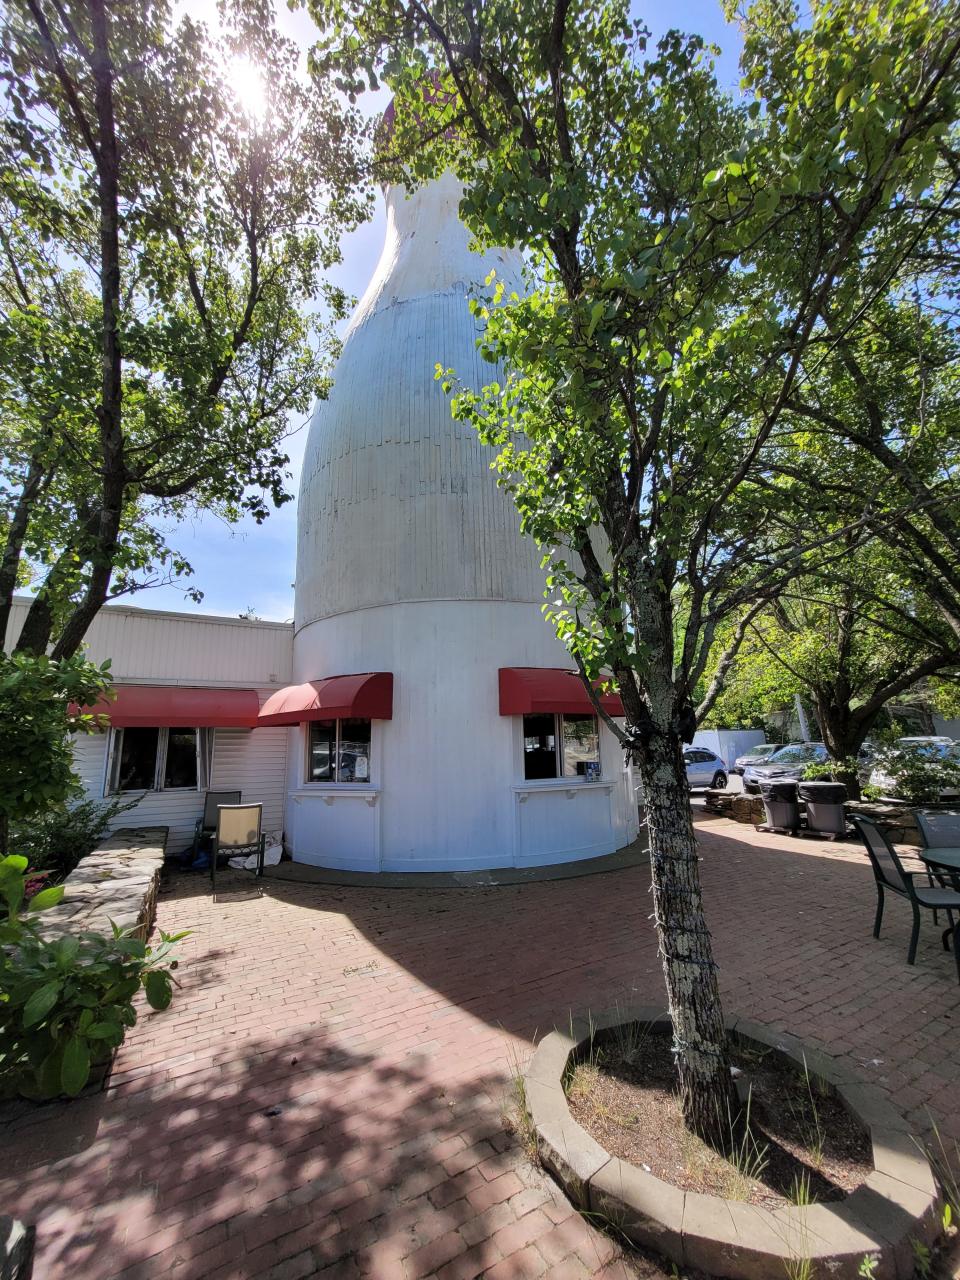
{"left": 0, "top": 0, "right": 369, "bottom": 658}
{"left": 931, "top": 678, "right": 960, "bottom": 721}
{"left": 0, "top": 653, "right": 111, "bottom": 857}
{"left": 700, "top": 545, "right": 960, "bottom": 797}
{"left": 772, "top": 294, "right": 960, "bottom": 645}
{"left": 311, "top": 0, "right": 960, "bottom": 1140}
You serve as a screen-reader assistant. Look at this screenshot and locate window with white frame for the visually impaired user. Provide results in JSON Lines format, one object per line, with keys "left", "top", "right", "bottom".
{"left": 522, "top": 713, "right": 600, "bottom": 780}
{"left": 307, "top": 718, "right": 372, "bottom": 783}
{"left": 107, "top": 727, "right": 210, "bottom": 794}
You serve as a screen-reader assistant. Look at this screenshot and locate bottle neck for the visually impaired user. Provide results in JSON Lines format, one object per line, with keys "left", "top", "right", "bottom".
{"left": 347, "top": 171, "right": 523, "bottom": 334}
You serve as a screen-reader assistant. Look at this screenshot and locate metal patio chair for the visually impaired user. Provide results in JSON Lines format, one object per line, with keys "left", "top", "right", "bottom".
{"left": 915, "top": 809, "right": 960, "bottom": 915}
{"left": 211, "top": 803, "right": 265, "bottom": 896}
{"left": 192, "top": 790, "right": 242, "bottom": 861}
{"left": 851, "top": 814, "right": 960, "bottom": 983}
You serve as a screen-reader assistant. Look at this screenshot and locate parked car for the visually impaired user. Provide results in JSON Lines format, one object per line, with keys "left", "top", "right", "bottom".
{"left": 731, "top": 742, "right": 787, "bottom": 776}
{"left": 868, "top": 737, "right": 960, "bottom": 801}
{"left": 742, "top": 742, "right": 829, "bottom": 793}
{"left": 683, "top": 747, "right": 728, "bottom": 791}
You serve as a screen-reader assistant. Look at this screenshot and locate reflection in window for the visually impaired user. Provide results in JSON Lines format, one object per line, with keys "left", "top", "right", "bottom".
{"left": 164, "top": 728, "right": 199, "bottom": 789}
{"left": 308, "top": 719, "right": 335, "bottom": 782}
{"left": 522, "top": 713, "right": 600, "bottom": 780}
{"left": 307, "top": 718, "right": 372, "bottom": 783}
{"left": 117, "top": 727, "right": 160, "bottom": 791}
{"left": 562, "top": 714, "right": 600, "bottom": 777}
{"left": 110, "top": 726, "right": 203, "bottom": 793}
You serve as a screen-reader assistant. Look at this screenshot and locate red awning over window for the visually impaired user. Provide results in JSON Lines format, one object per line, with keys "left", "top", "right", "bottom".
{"left": 498, "top": 667, "right": 624, "bottom": 717}
{"left": 88, "top": 685, "right": 261, "bottom": 728}
{"left": 258, "top": 672, "right": 394, "bottom": 726}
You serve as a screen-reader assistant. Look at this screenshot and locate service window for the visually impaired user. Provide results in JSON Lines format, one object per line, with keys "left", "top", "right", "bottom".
{"left": 308, "top": 719, "right": 336, "bottom": 781}
{"left": 522, "top": 713, "right": 558, "bottom": 779}
{"left": 307, "top": 718, "right": 372, "bottom": 783}
{"left": 109, "top": 726, "right": 203, "bottom": 793}
{"left": 522, "top": 713, "right": 600, "bottom": 780}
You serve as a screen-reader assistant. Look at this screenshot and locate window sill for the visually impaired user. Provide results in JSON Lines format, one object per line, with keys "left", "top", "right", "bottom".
{"left": 290, "top": 786, "right": 380, "bottom": 807}
{"left": 109, "top": 787, "right": 201, "bottom": 796}
{"left": 512, "top": 780, "right": 614, "bottom": 802}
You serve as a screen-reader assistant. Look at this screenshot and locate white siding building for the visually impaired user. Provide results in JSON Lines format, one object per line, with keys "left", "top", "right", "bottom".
{"left": 20, "top": 163, "right": 639, "bottom": 872}
{"left": 7, "top": 598, "right": 291, "bottom": 854}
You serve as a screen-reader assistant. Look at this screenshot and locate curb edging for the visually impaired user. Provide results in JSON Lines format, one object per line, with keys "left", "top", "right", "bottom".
{"left": 524, "top": 1006, "right": 940, "bottom": 1280}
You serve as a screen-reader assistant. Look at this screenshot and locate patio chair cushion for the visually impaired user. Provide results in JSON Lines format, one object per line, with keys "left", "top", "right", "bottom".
{"left": 216, "top": 803, "right": 262, "bottom": 850}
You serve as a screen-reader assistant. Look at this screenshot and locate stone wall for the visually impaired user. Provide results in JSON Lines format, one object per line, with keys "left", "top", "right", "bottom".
{"left": 36, "top": 827, "right": 168, "bottom": 942}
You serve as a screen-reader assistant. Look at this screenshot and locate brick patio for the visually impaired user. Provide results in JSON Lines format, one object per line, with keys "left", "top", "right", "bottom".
{"left": 3, "top": 810, "right": 958, "bottom": 1280}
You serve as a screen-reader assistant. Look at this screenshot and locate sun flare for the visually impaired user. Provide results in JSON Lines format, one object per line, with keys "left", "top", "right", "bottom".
{"left": 226, "top": 54, "right": 268, "bottom": 122}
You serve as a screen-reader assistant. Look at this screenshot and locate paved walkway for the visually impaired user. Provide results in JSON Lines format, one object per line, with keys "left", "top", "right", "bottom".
{"left": 3, "top": 813, "right": 958, "bottom": 1280}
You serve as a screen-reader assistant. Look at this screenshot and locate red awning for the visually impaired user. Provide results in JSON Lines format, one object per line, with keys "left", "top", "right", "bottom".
{"left": 498, "top": 667, "right": 624, "bottom": 717}
{"left": 88, "top": 685, "right": 260, "bottom": 728}
{"left": 258, "top": 672, "right": 394, "bottom": 726}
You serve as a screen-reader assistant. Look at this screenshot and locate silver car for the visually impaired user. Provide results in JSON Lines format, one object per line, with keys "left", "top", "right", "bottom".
{"left": 683, "top": 747, "right": 728, "bottom": 790}
{"left": 742, "top": 742, "right": 829, "bottom": 794}
{"left": 731, "top": 742, "right": 786, "bottom": 776}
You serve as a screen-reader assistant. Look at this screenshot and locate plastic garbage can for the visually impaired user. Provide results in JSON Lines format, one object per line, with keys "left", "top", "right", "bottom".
{"left": 759, "top": 779, "right": 800, "bottom": 831}
{"left": 798, "top": 781, "right": 848, "bottom": 835}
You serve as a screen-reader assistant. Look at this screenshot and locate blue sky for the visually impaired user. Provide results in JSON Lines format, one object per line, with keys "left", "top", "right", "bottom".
{"left": 141, "top": 1, "right": 744, "bottom": 622}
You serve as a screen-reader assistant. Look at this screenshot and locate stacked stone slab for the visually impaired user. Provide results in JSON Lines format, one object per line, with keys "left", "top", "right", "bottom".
{"left": 34, "top": 827, "right": 167, "bottom": 942}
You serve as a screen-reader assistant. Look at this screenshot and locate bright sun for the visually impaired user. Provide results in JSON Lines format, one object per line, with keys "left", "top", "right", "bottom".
{"left": 226, "top": 55, "right": 269, "bottom": 122}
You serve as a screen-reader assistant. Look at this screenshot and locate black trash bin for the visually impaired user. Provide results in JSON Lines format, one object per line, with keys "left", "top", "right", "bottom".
{"left": 797, "top": 781, "right": 848, "bottom": 836}
{"left": 759, "top": 780, "right": 800, "bottom": 831}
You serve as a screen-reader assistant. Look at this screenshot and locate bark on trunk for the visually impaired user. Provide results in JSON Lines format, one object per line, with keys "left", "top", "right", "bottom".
{"left": 638, "top": 727, "right": 735, "bottom": 1147}
{"left": 0, "top": 452, "right": 49, "bottom": 650}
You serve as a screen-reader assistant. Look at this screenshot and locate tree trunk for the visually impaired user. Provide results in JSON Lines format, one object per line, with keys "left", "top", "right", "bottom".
{"left": 0, "top": 451, "right": 50, "bottom": 651}
{"left": 814, "top": 693, "right": 865, "bottom": 800}
{"left": 638, "top": 724, "right": 735, "bottom": 1147}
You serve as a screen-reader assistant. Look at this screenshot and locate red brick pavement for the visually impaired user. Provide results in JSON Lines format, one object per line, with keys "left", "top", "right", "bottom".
{"left": 3, "top": 811, "right": 958, "bottom": 1279}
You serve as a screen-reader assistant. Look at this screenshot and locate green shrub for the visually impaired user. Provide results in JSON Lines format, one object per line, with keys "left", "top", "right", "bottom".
{"left": 801, "top": 758, "right": 860, "bottom": 783}
{"left": 11, "top": 795, "right": 138, "bottom": 883}
{"left": 0, "top": 854, "right": 186, "bottom": 1100}
{"left": 868, "top": 741, "right": 960, "bottom": 804}
{"left": 0, "top": 652, "right": 113, "bottom": 857}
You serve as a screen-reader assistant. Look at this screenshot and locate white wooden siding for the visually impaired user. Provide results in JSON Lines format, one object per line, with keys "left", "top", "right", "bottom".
{"left": 69, "top": 696, "right": 288, "bottom": 856}
{"left": 210, "top": 725, "right": 287, "bottom": 836}
{"left": 7, "top": 598, "right": 292, "bottom": 687}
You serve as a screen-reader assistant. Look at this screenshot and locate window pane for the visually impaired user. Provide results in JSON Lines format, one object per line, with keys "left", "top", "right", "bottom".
{"left": 339, "top": 719, "right": 372, "bottom": 781}
{"left": 308, "top": 720, "right": 336, "bottom": 781}
{"left": 523, "top": 713, "right": 557, "bottom": 779}
{"left": 562, "top": 714, "right": 599, "bottom": 778}
{"left": 164, "top": 728, "right": 198, "bottom": 789}
{"left": 116, "top": 727, "right": 159, "bottom": 791}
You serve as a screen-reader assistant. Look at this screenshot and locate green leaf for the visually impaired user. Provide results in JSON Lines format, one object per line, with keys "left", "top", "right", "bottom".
{"left": 144, "top": 970, "right": 172, "bottom": 1011}
{"left": 28, "top": 884, "right": 65, "bottom": 912}
{"left": 86, "top": 1020, "right": 123, "bottom": 1041}
{"left": 23, "top": 979, "right": 61, "bottom": 1027}
{"left": 61, "top": 1036, "right": 91, "bottom": 1096}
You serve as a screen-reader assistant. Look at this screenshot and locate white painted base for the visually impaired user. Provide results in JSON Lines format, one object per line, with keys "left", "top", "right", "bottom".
{"left": 285, "top": 600, "right": 639, "bottom": 873}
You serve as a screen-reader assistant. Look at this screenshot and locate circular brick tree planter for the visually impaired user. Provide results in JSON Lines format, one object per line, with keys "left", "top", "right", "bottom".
{"left": 524, "top": 1007, "right": 941, "bottom": 1280}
